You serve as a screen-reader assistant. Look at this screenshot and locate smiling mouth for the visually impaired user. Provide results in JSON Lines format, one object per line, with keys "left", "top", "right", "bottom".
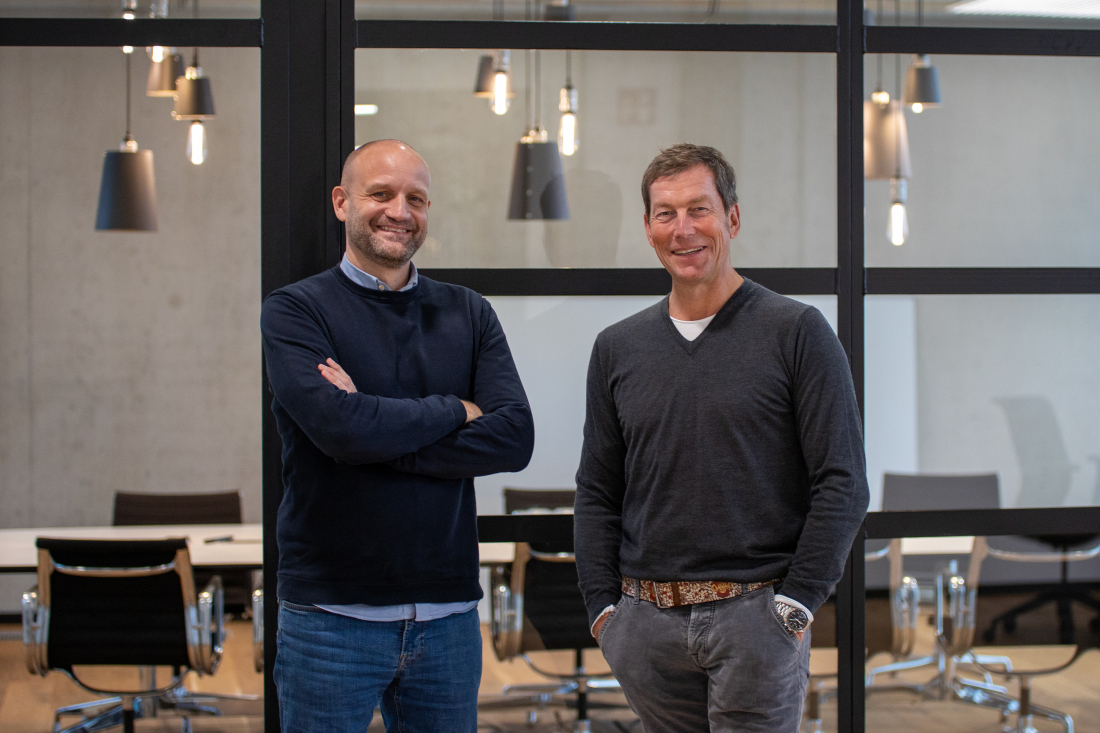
{"left": 377, "top": 225, "right": 412, "bottom": 236}
{"left": 673, "top": 247, "right": 703, "bottom": 255}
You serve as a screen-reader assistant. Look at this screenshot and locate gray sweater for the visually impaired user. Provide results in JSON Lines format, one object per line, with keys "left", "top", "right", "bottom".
{"left": 574, "top": 279, "right": 868, "bottom": 624}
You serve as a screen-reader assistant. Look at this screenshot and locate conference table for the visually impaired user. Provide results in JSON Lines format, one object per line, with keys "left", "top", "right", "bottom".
{"left": 0, "top": 524, "right": 516, "bottom": 573}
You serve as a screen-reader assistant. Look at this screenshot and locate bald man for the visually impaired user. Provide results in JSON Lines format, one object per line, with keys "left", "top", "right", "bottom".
{"left": 261, "top": 140, "right": 535, "bottom": 732}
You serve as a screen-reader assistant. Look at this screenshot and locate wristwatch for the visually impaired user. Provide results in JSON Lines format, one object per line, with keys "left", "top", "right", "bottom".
{"left": 776, "top": 601, "right": 810, "bottom": 634}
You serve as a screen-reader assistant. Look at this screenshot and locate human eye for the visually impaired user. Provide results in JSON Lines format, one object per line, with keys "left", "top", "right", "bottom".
{"left": 654, "top": 210, "right": 674, "bottom": 222}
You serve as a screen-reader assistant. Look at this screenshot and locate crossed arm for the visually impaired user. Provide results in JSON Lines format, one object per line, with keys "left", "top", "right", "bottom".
{"left": 318, "top": 357, "right": 484, "bottom": 423}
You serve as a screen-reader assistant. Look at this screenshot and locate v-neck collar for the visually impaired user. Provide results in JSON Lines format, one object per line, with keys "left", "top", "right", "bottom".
{"left": 661, "top": 278, "right": 755, "bottom": 355}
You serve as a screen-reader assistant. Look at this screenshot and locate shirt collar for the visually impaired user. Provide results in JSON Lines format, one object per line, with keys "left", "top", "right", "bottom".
{"left": 340, "top": 253, "right": 418, "bottom": 292}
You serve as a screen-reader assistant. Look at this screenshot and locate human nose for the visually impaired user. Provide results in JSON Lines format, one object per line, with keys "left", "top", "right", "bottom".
{"left": 383, "top": 195, "right": 410, "bottom": 221}
{"left": 673, "top": 210, "right": 694, "bottom": 237}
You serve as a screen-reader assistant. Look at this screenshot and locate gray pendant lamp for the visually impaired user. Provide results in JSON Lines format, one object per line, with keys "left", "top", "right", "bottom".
{"left": 863, "top": 99, "right": 911, "bottom": 180}
{"left": 473, "top": 54, "right": 495, "bottom": 95}
{"left": 902, "top": 1, "right": 942, "bottom": 113}
{"left": 147, "top": 50, "right": 185, "bottom": 97}
{"left": 903, "top": 54, "right": 942, "bottom": 112}
{"left": 173, "top": 50, "right": 216, "bottom": 120}
{"left": 96, "top": 52, "right": 158, "bottom": 231}
{"left": 507, "top": 50, "right": 568, "bottom": 220}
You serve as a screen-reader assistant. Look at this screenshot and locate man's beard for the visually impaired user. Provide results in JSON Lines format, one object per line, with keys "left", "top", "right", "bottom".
{"left": 346, "top": 216, "right": 426, "bottom": 269}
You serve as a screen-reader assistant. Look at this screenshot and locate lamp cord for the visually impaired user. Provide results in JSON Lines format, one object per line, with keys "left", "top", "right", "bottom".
{"left": 565, "top": 49, "right": 571, "bottom": 86}
{"left": 534, "top": 49, "right": 541, "bottom": 129}
{"left": 193, "top": 0, "right": 199, "bottom": 68}
{"left": 125, "top": 51, "right": 132, "bottom": 140}
{"left": 875, "top": 0, "right": 883, "bottom": 91}
{"left": 525, "top": 49, "right": 532, "bottom": 132}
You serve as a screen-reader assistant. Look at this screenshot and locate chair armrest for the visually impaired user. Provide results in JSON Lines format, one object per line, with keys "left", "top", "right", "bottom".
{"left": 193, "top": 575, "right": 224, "bottom": 675}
{"left": 489, "top": 543, "right": 529, "bottom": 662}
{"left": 21, "top": 585, "right": 48, "bottom": 676}
{"left": 986, "top": 542, "right": 1100, "bottom": 564}
{"left": 252, "top": 587, "right": 264, "bottom": 673}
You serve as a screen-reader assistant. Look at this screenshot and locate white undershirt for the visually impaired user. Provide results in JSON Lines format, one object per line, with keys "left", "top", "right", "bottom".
{"left": 670, "top": 314, "right": 716, "bottom": 341}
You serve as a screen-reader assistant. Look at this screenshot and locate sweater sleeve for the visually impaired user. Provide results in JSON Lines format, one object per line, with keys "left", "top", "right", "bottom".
{"left": 573, "top": 337, "right": 628, "bottom": 626}
{"left": 778, "top": 307, "right": 869, "bottom": 614}
{"left": 261, "top": 290, "right": 467, "bottom": 464}
{"left": 384, "top": 299, "right": 535, "bottom": 479}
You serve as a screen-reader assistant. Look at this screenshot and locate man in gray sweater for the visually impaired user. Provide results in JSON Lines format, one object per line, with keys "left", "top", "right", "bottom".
{"left": 574, "top": 144, "right": 868, "bottom": 732}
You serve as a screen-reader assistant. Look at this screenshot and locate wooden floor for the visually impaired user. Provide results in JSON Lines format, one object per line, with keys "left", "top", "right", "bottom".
{"left": 0, "top": 620, "right": 1096, "bottom": 732}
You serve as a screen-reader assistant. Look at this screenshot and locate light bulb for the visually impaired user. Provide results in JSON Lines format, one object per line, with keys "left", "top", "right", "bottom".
{"left": 492, "top": 71, "right": 510, "bottom": 115}
{"left": 558, "top": 112, "right": 577, "bottom": 156}
{"left": 888, "top": 203, "right": 908, "bottom": 246}
{"left": 151, "top": 46, "right": 164, "bottom": 62}
{"left": 187, "top": 121, "right": 207, "bottom": 165}
{"left": 122, "top": 11, "right": 135, "bottom": 19}
{"left": 871, "top": 89, "right": 890, "bottom": 106}
{"left": 911, "top": 102, "right": 923, "bottom": 113}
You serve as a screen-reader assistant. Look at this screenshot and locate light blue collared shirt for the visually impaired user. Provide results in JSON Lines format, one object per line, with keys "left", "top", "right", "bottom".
{"left": 319, "top": 255, "right": 478, "bottom": 623}
{"left": 339, "top": 253, "right": 419, "bottom": 292}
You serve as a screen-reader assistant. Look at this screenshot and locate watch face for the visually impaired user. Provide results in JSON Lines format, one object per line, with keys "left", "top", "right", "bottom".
{"left": 786, "top": 609, "right": 809, "bottom": 633}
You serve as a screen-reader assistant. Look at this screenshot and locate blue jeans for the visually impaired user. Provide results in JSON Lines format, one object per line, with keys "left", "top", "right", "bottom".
{"left": 274, "top": 600, "right": 482, "bottom": 733}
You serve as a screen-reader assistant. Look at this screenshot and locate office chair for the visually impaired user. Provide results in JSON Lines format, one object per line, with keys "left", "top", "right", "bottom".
{"left": 111, "top": 490, "right": 261, "bottom": 721}
{"left": 22, "top": 537, "right": 224, "bottom": 733}
{"left": 483, "top": 488, "right": 627, "bottom": 733}
{"left": 112, "top": 491, "right": 255, "bottom": 614}
{"left": 984, "top": 397, "right": 1100, "bottom": 644}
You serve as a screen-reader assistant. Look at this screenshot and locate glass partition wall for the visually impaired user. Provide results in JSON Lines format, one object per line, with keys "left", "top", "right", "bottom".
{"left": 4, "top": 1, "right": 1100, "bottom": 731}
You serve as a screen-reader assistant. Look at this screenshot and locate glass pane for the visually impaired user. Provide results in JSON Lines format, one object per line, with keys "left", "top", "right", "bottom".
{"left": 865, "top": 295, "right": 1100, "bottom": 510}
{"left": 476, "top": 295, "right": 836, "bottom": 513}
{"left": 0, "top": 0, "right": 260, "bottom": 18}
{"left": 357, "top": 0, "right": 835, "bottom": 24}
{"left": 356, "top": 48, "right": 837, "bottom": 267}
{"left": 863, "top": 54, "right": 1100, "bottom": 266}
{"left": 0, "top": 45, "right": 261, "bottom": 605}
{"left": 864, "top": 530, "right": 1100, "bottom": 732}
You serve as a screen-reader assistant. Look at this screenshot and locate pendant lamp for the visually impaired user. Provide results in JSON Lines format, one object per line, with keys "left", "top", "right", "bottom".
{"left": 147, "top": 51, "right": 185, "bottom": 97}
{"left": 863, "top": 99, "right": 911, "bottom": 180}
{"left": 902, "top": 1, "right": 942, "bottom": 113}
{"left": 903, "top": 54, "right": 942, "bottom": 113}
{"left": 507, "top": 50, "right": 568, "bottom": 220}
{"left": 473, "top": 54, "right": 495, "bottom": 96}
{"left": 96, "top": 52, "right": 158, "bottom": 231}
{"left": 557, "top": 50, "right": 578, "bottom": 156}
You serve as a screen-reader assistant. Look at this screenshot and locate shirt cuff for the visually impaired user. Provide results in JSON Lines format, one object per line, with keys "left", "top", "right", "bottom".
{"left": 774, "top": 594, "right": 814, "bottom": 625}
{"left": 590, "top": 604, "right": 617, "bottom": 636}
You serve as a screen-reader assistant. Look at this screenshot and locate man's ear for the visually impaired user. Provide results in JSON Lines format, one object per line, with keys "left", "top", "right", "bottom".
{"left": 727, "top": 203, "right": 741, "bottom": 239}
{"left": 332, "top": 185, "right": 349, "bottom": 222}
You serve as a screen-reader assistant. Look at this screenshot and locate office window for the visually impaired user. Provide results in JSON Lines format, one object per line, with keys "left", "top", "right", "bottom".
{"left": 0, "top": 46, "right": 262, "bottom": 529}
{"left": 863, "top": 54, "right": 1100, "bottom": 266}
{"left": 865, "top": 294, "right": 1100, "bottom": 511}
{"left": 355, "top": 48, "right": 837, "bottom": 268}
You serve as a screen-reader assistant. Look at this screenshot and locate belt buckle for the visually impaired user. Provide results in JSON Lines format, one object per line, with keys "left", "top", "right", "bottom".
{"left": 654, "top": 581, "right": 674, "bottom": 609}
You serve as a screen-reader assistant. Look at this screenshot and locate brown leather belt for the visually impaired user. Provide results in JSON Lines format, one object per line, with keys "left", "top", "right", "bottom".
{"left": 622, "top": 576, "right": 779, "bottom": 609}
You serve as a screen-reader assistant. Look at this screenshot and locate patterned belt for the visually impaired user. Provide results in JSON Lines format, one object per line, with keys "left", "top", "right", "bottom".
{"left": 621, "top": 576, "right": 779, "bottom": 609}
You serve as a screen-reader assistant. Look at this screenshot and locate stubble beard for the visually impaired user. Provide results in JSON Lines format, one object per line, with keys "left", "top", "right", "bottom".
{"left": 347, "top": 216, "right": 426, "bottom": 269}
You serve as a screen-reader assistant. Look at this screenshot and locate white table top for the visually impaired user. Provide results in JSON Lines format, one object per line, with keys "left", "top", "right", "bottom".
{"left": 899, "top": 535, "right": 976, "bottom": 555}
{"left": 0, "top": 524, "right": 517, "bottom": 572}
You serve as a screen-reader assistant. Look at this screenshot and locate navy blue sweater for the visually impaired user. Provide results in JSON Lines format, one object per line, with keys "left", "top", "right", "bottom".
{"left": 261, "top": 266, "right": 534, "bottom": 606}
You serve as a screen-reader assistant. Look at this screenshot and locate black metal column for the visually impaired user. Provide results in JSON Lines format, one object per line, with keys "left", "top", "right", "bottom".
{"left": 261, "top": 0, "right": 355, "bottom": 730}
{"left": 836, "top": 0, "right": 866, "bottom": 731}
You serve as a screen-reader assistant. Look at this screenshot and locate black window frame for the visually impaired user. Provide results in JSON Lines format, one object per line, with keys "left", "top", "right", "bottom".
{"left": 5, "top": 3, "right": 1100, "bottom": 730}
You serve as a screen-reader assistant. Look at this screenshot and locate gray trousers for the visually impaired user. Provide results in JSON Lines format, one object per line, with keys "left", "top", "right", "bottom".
{"left": 598, "top": 585, "right": 810, "bottom": 733}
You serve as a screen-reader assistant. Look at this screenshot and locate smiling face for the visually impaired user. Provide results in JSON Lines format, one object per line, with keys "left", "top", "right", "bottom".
{"left": 644, "top": 164, "right": 740, "bottom": 291}
{"left": 332, "top": 141, "right": 431, "bottom": 273}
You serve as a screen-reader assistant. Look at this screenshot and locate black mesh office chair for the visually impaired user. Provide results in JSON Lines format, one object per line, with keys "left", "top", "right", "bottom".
{"left": 484, "top": 489, "right": 628, "bottom": 733}
{"left": 22, "top": 538, "right": 224, "bottom": 733}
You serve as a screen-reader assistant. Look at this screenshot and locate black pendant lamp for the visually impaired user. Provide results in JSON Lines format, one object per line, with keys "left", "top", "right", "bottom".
{"left": 473, "top": 54, "right": 495, "bottom": 95}
{"left": 173, "top": 49, "right": 216, "bottom": 120}
{"left": 507, "top": 50, "right": 568, "bottom": 220}
{"left": 96, "top": 51, "right": 158, "bottom": 231}
{"left": 902, "top": 1, "right": 942, "bottom": 114}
